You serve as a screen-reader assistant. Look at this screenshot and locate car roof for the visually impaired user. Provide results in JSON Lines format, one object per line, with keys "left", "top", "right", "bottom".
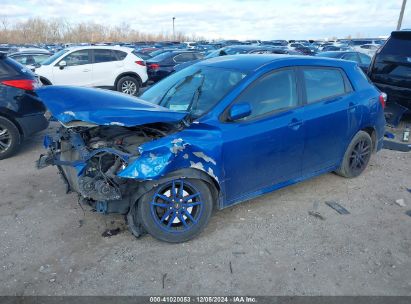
{"left": 9, "top": 51, "right": 51, "bottom": 56}
{"left": 198, "top": 54, "right": 355, "bottom": 72}
{"left": 65, "top": 45, "right": 133, "bottom": 52}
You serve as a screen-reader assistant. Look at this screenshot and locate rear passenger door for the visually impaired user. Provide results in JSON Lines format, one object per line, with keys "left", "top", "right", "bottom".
{"left": 300, "top": 67, "right": 354, "bottom": 175}
{"left": 92, "top": 49, "right": 126, "bottom": 87}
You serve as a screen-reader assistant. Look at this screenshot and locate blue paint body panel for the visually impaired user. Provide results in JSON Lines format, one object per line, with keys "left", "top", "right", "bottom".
{"left": 39, "top": 55, "right": 386, "bottom": 210}
{"left": 35, "top": 86, "right": 187, "bottom": 126}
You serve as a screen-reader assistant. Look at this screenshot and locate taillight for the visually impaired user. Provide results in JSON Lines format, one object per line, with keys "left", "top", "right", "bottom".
{"left": 149, "top": 63, "right": 160, "bottom": 71}
{"left": 379, "top": 92, "right": 387, "bottom": 109}
{"left": 1, "top": 79, "right": 38, "bottom": 91}
{"left": 135, "top": 60, "right": 146, "bottom": 66}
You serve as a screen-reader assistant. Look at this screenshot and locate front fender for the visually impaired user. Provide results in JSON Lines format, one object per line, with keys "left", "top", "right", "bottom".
{"left": 117, "top": 130, "right": 222, "bottom": 189}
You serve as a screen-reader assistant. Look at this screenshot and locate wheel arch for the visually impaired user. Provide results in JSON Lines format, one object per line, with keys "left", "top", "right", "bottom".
{"left": 39, "top": 76, "right": 52, "bottom": 85}
{"left": 128, "top": 168, "right": 221, "bottom": 211}
{"left": 114, "top": 72, "right": 142, "bottom": 88}
{"left": 361, "top": 126, "right": 377, "bottom": 152}
{"left": 0, "top": 109, "right": 24, "bottom": 139}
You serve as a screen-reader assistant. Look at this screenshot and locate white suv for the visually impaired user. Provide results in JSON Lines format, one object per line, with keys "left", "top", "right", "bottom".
{"left": 34, "top": 46, "right": 148, "bottom": 95}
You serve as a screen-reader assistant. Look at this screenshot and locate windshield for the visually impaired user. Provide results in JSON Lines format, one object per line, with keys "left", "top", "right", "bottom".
{"left": 140, "top": 65, "right": 247, "bottom": 118}
{"left": 149, "top": 49, "right": 172, "bottom": 57}
{"left": 41, "top": 49, "right": 69, "bottom": 65}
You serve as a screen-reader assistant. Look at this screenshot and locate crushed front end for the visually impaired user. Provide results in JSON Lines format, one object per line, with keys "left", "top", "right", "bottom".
{"left": 37, "top": 123, "right": 174, "bottom": 214}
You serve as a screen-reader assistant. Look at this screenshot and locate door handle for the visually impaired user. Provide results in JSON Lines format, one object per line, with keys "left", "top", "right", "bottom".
{"left": 83, "top": 69, "right": 90, "bottom": 72}
{"left": 288, "top": 118, "right": 303, "bottom": 130}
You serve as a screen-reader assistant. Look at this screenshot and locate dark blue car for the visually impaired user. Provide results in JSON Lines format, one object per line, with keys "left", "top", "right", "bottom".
{"left": 0, "top": 53, "right": 49, "bottom": 160}
{"left": 146, "top": 50, "right": 203, "bottom": 82}
{"left": 36, "top": 55, "right": 385, "bottom": 243}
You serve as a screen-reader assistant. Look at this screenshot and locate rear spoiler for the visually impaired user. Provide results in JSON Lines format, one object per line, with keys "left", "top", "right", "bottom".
{"left": 391, "top": 31, "right": 411, "bottom": 39}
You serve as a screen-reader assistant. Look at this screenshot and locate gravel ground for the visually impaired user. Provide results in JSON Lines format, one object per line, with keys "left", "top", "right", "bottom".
{"left": 0, "top": 125, "right": 410, "bottom": 296}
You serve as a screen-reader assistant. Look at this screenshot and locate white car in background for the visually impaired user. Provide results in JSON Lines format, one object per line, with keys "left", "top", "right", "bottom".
{"left": 34, "top": 46, "right": 148, "bottom": 95}
{"left": 355, "top": 44, "right": 381, "bottom": 57}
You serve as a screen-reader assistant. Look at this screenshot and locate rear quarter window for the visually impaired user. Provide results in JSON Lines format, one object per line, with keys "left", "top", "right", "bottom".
{"left": 302, "top": 68, "right": 349, "bottom": 103}
{"left": 114, "top": 50, "right": 128, "bottom": 60}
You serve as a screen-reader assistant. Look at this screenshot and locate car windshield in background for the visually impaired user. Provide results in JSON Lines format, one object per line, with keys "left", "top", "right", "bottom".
{"left": 149, "top": 51, "right": 174, "bottom": 61}
{"left": 351, "top": 40, "right": 372, "bottom": 45}
{"left": 41, "top": 49, "right": 69, "bottom": 65}
{"left": 140, "top": 65, "right": 246, "bottom": 118}
{"left": 222, "top": 48, "right": 249, "bottom": 55}
{"left": 149, "top": 49, "right": 172, "bottom": 57}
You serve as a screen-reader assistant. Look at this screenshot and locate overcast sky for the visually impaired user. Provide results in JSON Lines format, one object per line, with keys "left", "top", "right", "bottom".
{"left": 1, "top": 0, "right": 410, "bottom": 40}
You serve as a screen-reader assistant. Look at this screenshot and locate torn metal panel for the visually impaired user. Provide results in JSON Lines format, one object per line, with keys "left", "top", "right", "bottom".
{"left": 35, "top": 86, "right": 188, "bottom": 127}
{"left": 117, "top": 128, "right": 223, "bottom": 186}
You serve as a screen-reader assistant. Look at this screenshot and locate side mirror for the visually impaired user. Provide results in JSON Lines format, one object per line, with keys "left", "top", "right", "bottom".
{"left": 228, "top": 103, "right": 252, "bottom": 121}
{"left": 58, "top": 60, "right": 67, "bottom": 69}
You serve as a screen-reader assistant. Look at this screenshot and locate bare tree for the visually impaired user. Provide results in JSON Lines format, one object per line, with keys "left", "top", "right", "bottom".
{"left": 0, "top": 17, "right": 197, "bottom": 44}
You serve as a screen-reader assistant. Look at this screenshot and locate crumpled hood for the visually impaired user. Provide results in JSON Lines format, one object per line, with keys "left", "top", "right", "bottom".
{"left": 35, "top": 86, "right": 187, "bottom": 127}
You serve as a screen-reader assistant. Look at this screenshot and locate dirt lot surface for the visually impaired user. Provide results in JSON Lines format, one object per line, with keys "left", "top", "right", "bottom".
{"left": 0, "top": 124, "right": 410, "bottom": 296}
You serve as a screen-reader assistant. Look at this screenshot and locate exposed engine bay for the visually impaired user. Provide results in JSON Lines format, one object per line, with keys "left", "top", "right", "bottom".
{"left": 38, "top": 122, "right": 178, "bottom": 213}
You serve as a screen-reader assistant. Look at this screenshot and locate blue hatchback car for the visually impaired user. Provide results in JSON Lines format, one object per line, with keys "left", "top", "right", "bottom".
{"left": 36, "top": 55, "right": 386, "bottom": 243}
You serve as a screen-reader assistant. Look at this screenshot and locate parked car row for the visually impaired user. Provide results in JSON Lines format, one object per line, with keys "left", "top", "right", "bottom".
{"left": 1, "top": 36, "right": 386, "bottom": 90}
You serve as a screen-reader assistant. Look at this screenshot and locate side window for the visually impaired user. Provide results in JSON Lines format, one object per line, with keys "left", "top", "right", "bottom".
{"left": 232, "top": 69, "right": 298, "bottom": 120}
{"left": 62, "top": 50, "right": 91, "bottom": 66}
{"left": 114, "top": 50, "right": 128, "bottom": 60}
{"left": 358, "top": 53, "right": 371, "bottom": 65}
{"left": 33, "top": 55, "right": 50, "bottom": 64}
{"left": 173, "top": 53, "right": 195, "bottom": 63}
{"left": 342, "top": 53, "right": 360, "bottom": 63}
{"left": 193, "top": 53, "right": 203, "bottom": 60}
{"left": 12, "top": 56, "right": 26, "bottom": 64}
{"left": 302, "top": 68, "right": 347, "bottom": 104}
{"left": 94, "top": 49, "right": 118, "bottom": 63}
{"left": 25, "top": 55, "right": 36, "bottom": 65}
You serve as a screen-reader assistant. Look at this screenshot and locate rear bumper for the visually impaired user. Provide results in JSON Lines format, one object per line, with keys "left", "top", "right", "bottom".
{"left": 147, "top": 70, "right": 172, "bottom": 82}
{"left": 373, "top": 82, "right": 411, "bottom": 110}
{"left": 16, "top": 114, "right": 49, "bottom": 138}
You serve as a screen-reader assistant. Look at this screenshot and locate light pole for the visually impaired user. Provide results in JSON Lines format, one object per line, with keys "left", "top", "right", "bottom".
{"left": 172, "top": 17, "right": 176, "bottom": 40}
{"left": 397, "top": 0, "right": 407, "bottom": 30}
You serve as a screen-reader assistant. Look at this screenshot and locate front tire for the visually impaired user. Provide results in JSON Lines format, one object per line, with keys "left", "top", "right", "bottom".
{"left": 116, "top": 76, "right": 140, "bottom": 96}
{"left": 335, "top": 131, "right": 373, "bottom": 178}
{"left": 133, "top": 178, "right": 213, "bottom": 243}
{"left": 0, "top": 116, "right": 21, "bottom": 160}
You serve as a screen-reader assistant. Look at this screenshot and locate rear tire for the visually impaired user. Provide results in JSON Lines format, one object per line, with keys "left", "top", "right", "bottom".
{"left": 116, "top": 76, "right": 140, "bottom": 96}
{"left": 335, "top": 131, "right": 373, "bottom": 178}
{"left": 0, "top": 116, "right": 21, "bottom": 160}
{"left": 133, "top": 178, "right": 213, "bottom": 243}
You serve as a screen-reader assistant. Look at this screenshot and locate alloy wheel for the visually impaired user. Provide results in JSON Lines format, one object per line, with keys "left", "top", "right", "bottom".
{"left": 0, "top": 126, "right": 11, "bottom": 153}
{"left": 121, "top": 80, "right": 137, "bottom": 95}
{"left": 150, "top": 180, "right": 204, "bottom": 233}
{"left": 349, "top": 139, "right": 371, "bottom": 172}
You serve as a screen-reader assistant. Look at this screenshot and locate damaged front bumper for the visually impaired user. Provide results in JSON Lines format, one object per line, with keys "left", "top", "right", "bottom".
{"left": 37, "top": 127, "right": 138, "bottom": 213}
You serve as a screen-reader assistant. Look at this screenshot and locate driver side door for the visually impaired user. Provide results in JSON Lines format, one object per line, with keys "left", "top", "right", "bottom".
{"left": 220, "top": 68, "right": 305, "bottom": 205}
{"left": 52, "top": 49, "right": 93, "bottom": 86}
